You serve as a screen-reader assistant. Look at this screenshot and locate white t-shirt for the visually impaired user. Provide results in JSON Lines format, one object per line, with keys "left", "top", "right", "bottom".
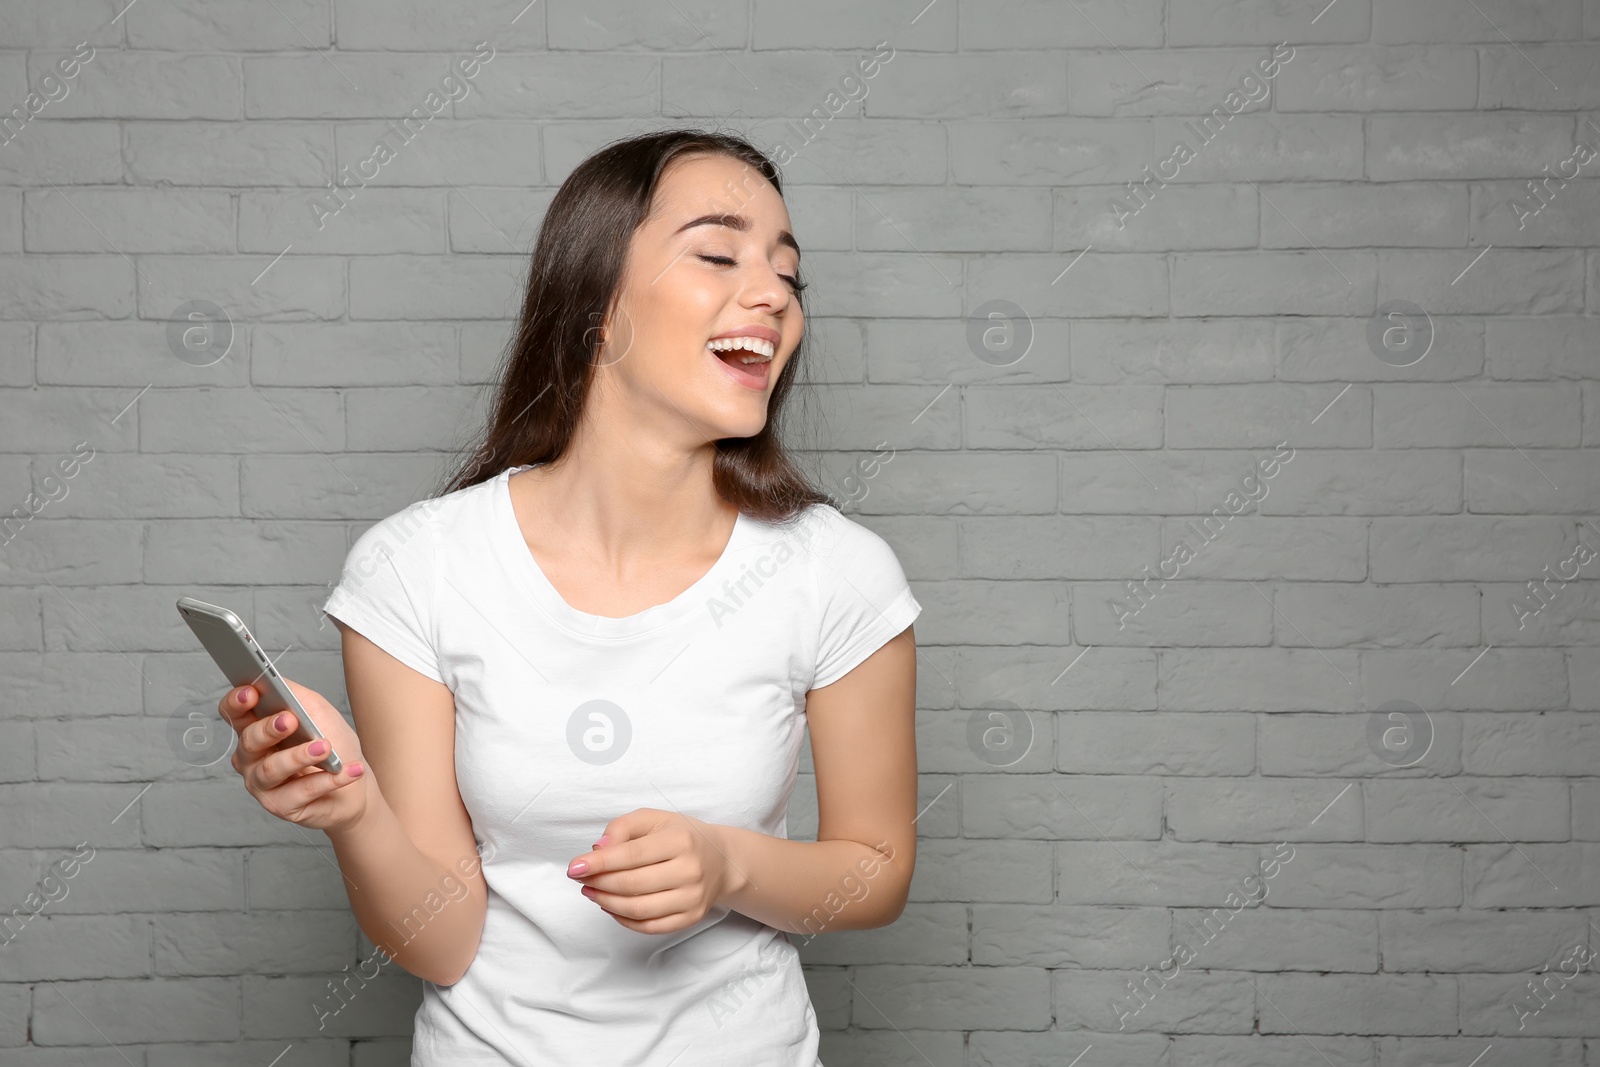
{"left": 321, "top": 464, "right": 921, "bottom": 1066}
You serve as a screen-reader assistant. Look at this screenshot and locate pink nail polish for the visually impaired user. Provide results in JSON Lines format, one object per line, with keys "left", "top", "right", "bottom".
{"left": 308, "top": 740, "right": 328, "bottom": 757}
{"left": 274, "top": 713, "right": 291, "bottom": 732}
{"left": 594, "top": 835, "right": 610, "bottom": 848}
{"left": 568, "top": 860, "right": 588, "bottom": 877}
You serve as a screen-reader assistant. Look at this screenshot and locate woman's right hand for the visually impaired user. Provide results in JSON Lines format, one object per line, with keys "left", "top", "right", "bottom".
{"left": 219, "top": 678, "right": 372, "bottom": 834}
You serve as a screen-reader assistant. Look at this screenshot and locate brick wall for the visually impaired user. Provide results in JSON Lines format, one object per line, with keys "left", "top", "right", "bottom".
{"left": 1, "top": 0, "right": 1597, "bottom": 1063}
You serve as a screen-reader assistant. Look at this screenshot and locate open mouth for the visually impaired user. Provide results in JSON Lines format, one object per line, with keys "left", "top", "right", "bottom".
{"left": 708, "top": 336, "right": 775, "bottom": 390}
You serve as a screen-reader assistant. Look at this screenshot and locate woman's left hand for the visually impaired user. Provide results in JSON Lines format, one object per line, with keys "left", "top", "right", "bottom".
{"left": 566, "top": 808, "right": 746, "bottom": 934}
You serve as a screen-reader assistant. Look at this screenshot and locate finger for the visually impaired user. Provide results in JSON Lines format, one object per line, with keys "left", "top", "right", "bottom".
{"left": 253, "top": 737, "right": 359, "bottom": 792}
{"left": 578, "top": 854, "right": 693, "bottom": 898}
{"left": 240, "top": 707, "right": 301, "bottom": 759}
{"left": 569, "top": 832, "right": 678, "bottom": 879}
{"left": 218, "top": 684, "right": 262, "bottom": 733}
{"left": 256, "top": 760, "right": 365, "bottom": 822}
{"left": 582, "top": 883, "right": 689, "bottom": 922}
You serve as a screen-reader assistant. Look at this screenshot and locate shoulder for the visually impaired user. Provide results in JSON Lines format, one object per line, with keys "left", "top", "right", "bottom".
{"left": 782, "top": 502, "right": 907, "bottom": 577}
{"left": 343, "top": 480, "right": 479, "bottom": 578}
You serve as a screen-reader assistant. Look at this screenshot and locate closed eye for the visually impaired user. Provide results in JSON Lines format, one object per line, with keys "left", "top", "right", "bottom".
{"left": 696, "top": 254, "right": 807, "bottom": 294}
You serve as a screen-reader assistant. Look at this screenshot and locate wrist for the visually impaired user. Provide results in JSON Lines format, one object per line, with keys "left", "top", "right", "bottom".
{"left": 709, "top": 822, "right": 752, "bottom": 900}
{"left": 325, "top": 775, "right": 385, "bottom": 843}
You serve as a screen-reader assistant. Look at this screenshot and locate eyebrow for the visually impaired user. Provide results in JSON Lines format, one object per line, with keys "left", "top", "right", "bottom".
{"left": 673, "top": 212, "right": 802, "bottom": 261}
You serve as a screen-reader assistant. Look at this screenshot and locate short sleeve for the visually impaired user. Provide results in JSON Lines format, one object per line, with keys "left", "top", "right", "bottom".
{"left": 322, "top": 500, "right": 444, "bottom": 684}
{"left": 806, "top": 510, "right": 922, "bottom": 691}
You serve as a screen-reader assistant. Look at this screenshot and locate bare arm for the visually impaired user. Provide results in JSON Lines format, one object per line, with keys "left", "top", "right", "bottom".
{"left": 324, "top": 622, "right": 489, "bottom": 986}
{"left": 714, "top": 623, "right": 918, "bottom": 937}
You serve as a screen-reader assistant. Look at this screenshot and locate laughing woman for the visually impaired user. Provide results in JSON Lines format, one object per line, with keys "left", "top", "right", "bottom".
{"left": 215, "top": 129, "right": 921, "bottom": 1065}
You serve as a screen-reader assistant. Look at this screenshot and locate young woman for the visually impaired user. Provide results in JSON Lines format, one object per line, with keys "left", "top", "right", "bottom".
{"left": 217, "top": 129, "right": 921, "bottom": 1065}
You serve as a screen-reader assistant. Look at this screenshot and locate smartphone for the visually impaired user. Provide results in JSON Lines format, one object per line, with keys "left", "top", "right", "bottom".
{"left": 176, "top": 596, "right": 344, "bottom": 774}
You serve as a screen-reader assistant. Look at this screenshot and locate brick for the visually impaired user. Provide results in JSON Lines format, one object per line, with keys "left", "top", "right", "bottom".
{"left": 1370, "top": 517, "right": 1571, "bottom": 581}
{"left": 1276, "top": 46, "right": 1478, "bottom": 111}
{"left": 752, "top": 1, "right": 956, "bottom": 51}
{"left": 251, "top": 322, "right": 456, "bottom": 386}
{"left": 1480, "top": 45, "right": 1600, "bottom": 108}
{"left": 334, "top": 120, "right": 543, "bottom": 187}
{"left": 1073, "top": 318, "right": 1273, "bottom": 383}
{"left": 1058, "top": 713, "right": 1254, "bottom": 775}
{"left": 127, "top": 121, "right": 333, "bottom": 186}
{"left": 1473, "top": 179, "right": 1600, "bottom": 247}
{"left": 340, "top": 0, "right": 545, "bottom": 50}
{"left": 1076, "top": 581, "right": 1274, "bottom": 647}
{"left": 1278, "top": 317, "right": 1484, "bottom": 383}
{"left": 1270, "top": 582, "right": 1481, "bottom": 647}
{"left": 1170, "top": 2, "right": 1368, "bottom": 44}
{"left": 241, "top": 187, "right": 446, "bottom": 255}
{"left": 910, "top": 580, "right": 1068, "bottom": 645}
{"left": 1260, "top": 181, "right": 1468, "bottom": 248}
{"left": 1466, "top": 844, "right": 1600, "bottom": 906}
{"left": 958, "top": 646, "right": 1156, "bottom": 711}
{"left": 1260, "top": 451, "right": 1462, "bottom": 515}
{"left": 458, "top": 55, "right": 659, "bottom": 119}
{"left": 1259, "top": 711, "right": 1465, "bottom": 778}
{"left": 1062, "top": 183, "right": 1257, "bottom": 253}
{"left": 1166, "top": 779, "right": 1363, "bottom": 841}
{"left": 972, "top": 904, "right": 1169, "bottom": 967}
{"left": 850, "top": 964, "right": 1049, "bottom": 1031}
{"left": 126, "top": 0, "right": 331, "bottom": 49}
{"left": 1369, "top": 115, "right": 1578, "bottom": 180}
{"left": 1378, "top": 383, "right": 1580, "bottom": 448}
{"left": 949, "top": 120, "right": 1155, "bottom": 186}
{"left": 1462, "top": 712, "right": 1600, "bottom": 774}
{"left": 1465, "top": 451, "right": 1600, "bottom": 514}
{"left": 1068, "top": 49, "right": 1276, "bottom": 117}
{"left": 1056, "top": 841, "right": 1277, "bottom": 906}
{"left": 1485, "top": 317, "right": 1600, "bottom": 379}
{"left": 961, "top": 0, "right": 1162, "bottom": 49}
{"left": 1374, "top": 0, "right": 1583, "bottom": 42}
{"left": 32, "top": 977, "right": 240, "bottom": 1044}
{"left": 859, "top": 186, "right": 1052, "bottom": 252}
{"left": 25, "top": 187, "right": 235, "bottom": 254}
{"left": 962, "top": 775, "right": 1162, "bottom": 839}
{"left": 1365, "top": 777, "right": 1569, "bottom": 841}
{"left": 1147, "top": 115, "right": 1365, "bottom": 183}
{"left": 967, "top": 252, "right": 1167, "bottom": 318}
{"left": 1059, "top": 968, "right": 1255, "bottom": 1033}
{"left": 1172, "top": 252, "right": 1376, "bottom": 317}
{"left": 1265, "top": 845, "right": 1462, "bottom": 907}
{"left": 31, "top": 51, "right": 239, "bottom": 120}
{"left": 864, "top": 319, "right": 1062, "bottom": 390}
{"left": 967, "top": 384, "right": 1161, "bottom": 450}
{"left": 866, "top": 53, "right": 1067, "bottom": 118}
{"left": 1166, "top": 384, "right": 1371, "bottom": 448}
{"left": 1159, "top": 649, "right": 1361, "bottom": 711}
{"left": 1362, "top": 649, "right": 1568, "bottom": 710}
{"left": 959, "top": 516, "right": 1159, "bottom": 578}
{"left": 810, "top": 384, "right": 961, "bottom": 450}
{"left": 1380, "top": 909, "right": 1588, "bottom": 972}
{"left": 1160, "top": 517, "right": 1367, "bottom": 580}
{"left": 0, "top": 255, "right": 133, "bottom": 319}
{"left": 1255, "top": 974, "right": 1456, "bottom": 1035}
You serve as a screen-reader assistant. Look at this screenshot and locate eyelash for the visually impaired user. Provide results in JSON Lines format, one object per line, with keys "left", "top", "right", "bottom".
{"left": 697, "top": 254, "right": 808, "bottom": 294}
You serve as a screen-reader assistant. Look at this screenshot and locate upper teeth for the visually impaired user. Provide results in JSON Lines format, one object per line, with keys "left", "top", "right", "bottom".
{"left": 708, "top": 336, "right": 775, "bottom": 362}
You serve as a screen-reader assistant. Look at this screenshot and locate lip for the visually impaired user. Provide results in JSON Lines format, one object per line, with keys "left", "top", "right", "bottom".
{"left": 707, "top": 324, "right": 781, "bottom": 347}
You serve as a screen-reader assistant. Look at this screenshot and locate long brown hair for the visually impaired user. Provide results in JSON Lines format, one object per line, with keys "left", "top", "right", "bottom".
{"left": 435, "top": 128, "right": 832, "bottom": 524}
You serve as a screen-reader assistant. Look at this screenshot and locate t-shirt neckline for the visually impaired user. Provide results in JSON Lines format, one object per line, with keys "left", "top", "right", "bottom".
{"left": 494, "top": 464, "right": 750, "bottom": 640}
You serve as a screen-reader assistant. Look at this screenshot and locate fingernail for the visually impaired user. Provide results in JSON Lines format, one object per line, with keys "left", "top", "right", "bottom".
{"left": 308, "top": 740, "right": 328, "bottom": 757}
{"left": 567, "top": 860, "right": 588, "bottom": 877}
{"left": 273, "top": 713, "right": 291, "bottom": 732}
{"left": 581, "top": 886, "right": 597, "bottom": 900}
{"left": 594, "top": 835, "right": 610, "bottom": 849}
{"left": 348, "top": 763, "right": 365, "bottom": 777}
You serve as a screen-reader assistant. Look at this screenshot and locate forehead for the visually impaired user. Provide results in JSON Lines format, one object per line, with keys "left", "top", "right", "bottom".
{"left": 651, "top": 153, "right": 792, "bottom": 229}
